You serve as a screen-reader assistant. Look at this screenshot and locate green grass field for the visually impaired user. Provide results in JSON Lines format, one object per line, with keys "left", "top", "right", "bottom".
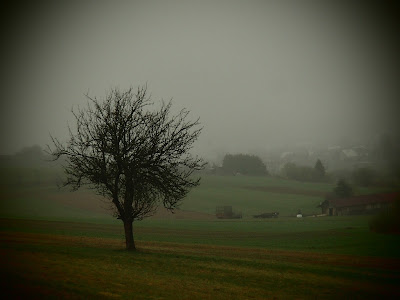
{"left": 1, "top": 218, "right": 400, "bottom": 299}
{"left": 1, "top": 166, "right": 400, "bottom": 298}
{"left": 1, "top": 172, "right": 394, "bottom": 221}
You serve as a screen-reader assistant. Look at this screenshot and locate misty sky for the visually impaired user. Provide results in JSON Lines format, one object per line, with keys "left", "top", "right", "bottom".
{"left": 1, "top": 0, "right": 399, "bottom": 158}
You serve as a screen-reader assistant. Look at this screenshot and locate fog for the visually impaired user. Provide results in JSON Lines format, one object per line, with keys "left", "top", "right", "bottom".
{"left": 1, "top": 0, "right": 399, "bottom": 160}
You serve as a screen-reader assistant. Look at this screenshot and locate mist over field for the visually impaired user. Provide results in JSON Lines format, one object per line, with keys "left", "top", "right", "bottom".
{"left": 1, "top": 0, "right": 399, "bottom": 159}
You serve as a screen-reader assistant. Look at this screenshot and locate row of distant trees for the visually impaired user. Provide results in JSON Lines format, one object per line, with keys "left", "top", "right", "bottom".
{"left": 219, "top": 154, "right": 384, "bottom": 188}
{"left": 281, "top": 160, "right": 385, "bottom": 187}
{"left": 9, "top": 145, "right": 385, "bottom": 188}
{"left": 330, "top": 167, "right": 389, "bottom": 188}
{"left": 222, "top": 154, "right": 268, "bottom": 176}
{"left": 210, "top": 154, "right": 329, "bottom": 183}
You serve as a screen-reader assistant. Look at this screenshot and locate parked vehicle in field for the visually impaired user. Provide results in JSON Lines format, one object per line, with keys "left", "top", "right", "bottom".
{"left": 216, "top": 206, "right": 242, "bottom": 219}
{"left": 253, "top": 212, "right": 279, "bottom": 218}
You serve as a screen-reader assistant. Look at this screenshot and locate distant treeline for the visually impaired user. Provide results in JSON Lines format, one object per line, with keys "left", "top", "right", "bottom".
{"left": 281, "top": 160, "right": 325, "bottom": 182}
{"left": 0, "top": 145, "right": 64, "bottom": 186}
{"left": 281, "top": 160, "right": 400, "bottom": 189}
{"left": 4, "top": 145, "right": 400, "bottom": 189}
{"left": 210, "top": 154, "right": 268, "bottom": 176}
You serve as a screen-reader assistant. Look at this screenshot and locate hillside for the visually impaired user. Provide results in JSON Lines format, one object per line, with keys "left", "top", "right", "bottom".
{"left": 1, "top": 158, "right": 396, "bottom": 222}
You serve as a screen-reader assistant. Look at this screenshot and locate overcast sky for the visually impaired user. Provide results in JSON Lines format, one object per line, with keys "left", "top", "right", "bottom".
{"left": 1, "top": 0, "right": 399, "bottom": 158}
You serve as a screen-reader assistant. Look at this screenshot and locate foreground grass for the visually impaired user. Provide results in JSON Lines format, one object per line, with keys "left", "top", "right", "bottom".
{"left": 1, "top": 230, "right": 399, "bottom": 299}
{"left": 2, "top": 216, "right": 400, "bottom": 257}
{"left": 1, "top": 218, "right": 400, "bottom": 299}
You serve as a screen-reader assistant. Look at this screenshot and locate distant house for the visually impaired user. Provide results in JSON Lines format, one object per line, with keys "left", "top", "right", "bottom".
{"left": 340, "top": 146, "right": 369, "bottom": 161}
{"left": 340, "top": 149, "right": 358, "bottom": 160}
{"left": 319, "top": 192, "right": 399, "bottom": 216}
{"left": 280, "top": 151, "right": 294, "bottom": 161}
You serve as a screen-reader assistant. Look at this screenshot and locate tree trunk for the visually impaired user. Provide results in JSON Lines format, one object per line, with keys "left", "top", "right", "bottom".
{"left": 123, "top": 220, "right": 136, "bottom": 251}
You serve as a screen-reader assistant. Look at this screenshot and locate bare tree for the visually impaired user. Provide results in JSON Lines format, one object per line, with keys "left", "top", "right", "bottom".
{"left": 49, "top": 85, "right": 204, "bottom": 250}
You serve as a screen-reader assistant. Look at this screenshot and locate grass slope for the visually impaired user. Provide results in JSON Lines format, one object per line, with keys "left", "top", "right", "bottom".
{"left": 1, "top": 164, "right": 396, "bottom": 221}
{"left": 1, "top": 173, "right": 333, "bottom": 220}
{"left": 1, "top": 225, "right": 399, "bottom": 299}
{"left": 2, "top": 162, "right": 400, "bottom": 298}
{"left": 2, "top": 217, "right": 400, "bottom": 258}
{"left": 181, "top": 175, "right": 392, "bottom": 217}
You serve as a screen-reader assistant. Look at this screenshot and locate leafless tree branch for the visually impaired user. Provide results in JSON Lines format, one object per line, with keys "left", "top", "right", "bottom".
{"left": 48, "top": 85, "right": 205, "bottom": 250}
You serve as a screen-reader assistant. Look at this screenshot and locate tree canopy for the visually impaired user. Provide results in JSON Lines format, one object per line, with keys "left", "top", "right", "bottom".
{"left": 314, "top": 159, "right": 325, "bottom": 179}
{"left": 333, "top": 179, "right": 353, "bottom": 198}
{"left": 222, "top": 154, "right": 268, "bottom": 176}
{"left": 49, "top": 86, "right": 204, "bottom": 250}
{"left": 282, "top": 160, "right": 325, "bottom": 182}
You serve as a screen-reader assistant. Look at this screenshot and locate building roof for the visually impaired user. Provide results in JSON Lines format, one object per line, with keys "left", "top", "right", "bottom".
{"left": 330, "top": 192, "right": 399, "bottom": 208}
{"left": 341, "top": 149, "right": 358, "bottom": 158}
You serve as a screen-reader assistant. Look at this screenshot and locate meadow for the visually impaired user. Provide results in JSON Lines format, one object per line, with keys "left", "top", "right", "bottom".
{"left": 1, "top": 165, "right": 400, "bottom": 298}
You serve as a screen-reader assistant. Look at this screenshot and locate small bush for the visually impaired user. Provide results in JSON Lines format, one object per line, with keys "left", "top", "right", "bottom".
{"left": 333, "top": 179, "right": 353, "bottom": 198}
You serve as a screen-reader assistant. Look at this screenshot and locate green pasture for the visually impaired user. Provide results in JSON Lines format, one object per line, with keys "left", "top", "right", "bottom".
{"left": 1, "top": 165, "right": 399, "bottom": 258}
{"left": 1, "top": 219, "right": 400, "bottom": 299}
{"left": 0, "top": 163, "right": 396, "bottom": 221}
{"left": 2, "top": 216, "right": 400, "bottom": 258}
{"left": 183, "top": 174, "right": 395, "bottom": 217}
{"left": 1, "top": 167, "right": 399, "bottom": 258}
{"left": 0, "top": 167, "right": 336, "bottom": 219}
{"left": 0, "top": 184, "right": 112, "bottom": 223}
{"left": 1, "top": 164, "right": 400, "bottom": 299}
